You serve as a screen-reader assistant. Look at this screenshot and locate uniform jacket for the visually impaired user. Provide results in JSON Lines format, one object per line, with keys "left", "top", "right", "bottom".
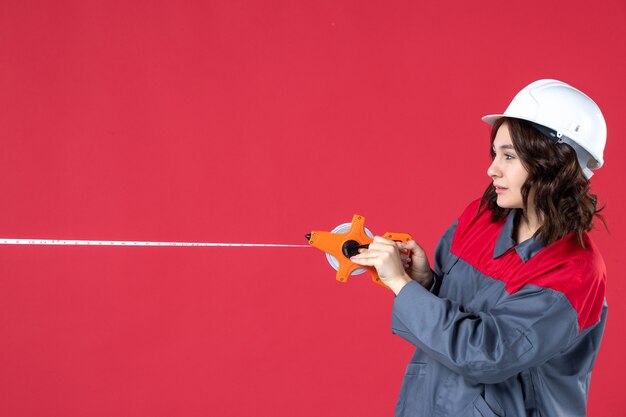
{"left": 392, "top": 199, "right": 607, "bottom": 417}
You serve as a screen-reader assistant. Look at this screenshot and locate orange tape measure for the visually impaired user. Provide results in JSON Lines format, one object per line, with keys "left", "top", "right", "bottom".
{"left": 306, "top": 214, "right": 412, "bottom": 288}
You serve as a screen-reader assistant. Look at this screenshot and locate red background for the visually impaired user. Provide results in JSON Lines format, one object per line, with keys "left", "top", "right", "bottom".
{"left": 1, "top": 1, "right": 625, "bottom": 416}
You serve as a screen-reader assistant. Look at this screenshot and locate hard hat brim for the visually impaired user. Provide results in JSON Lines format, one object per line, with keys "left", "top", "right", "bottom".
{"left": 481, "top": 114, "right": 507, "bottom": 125}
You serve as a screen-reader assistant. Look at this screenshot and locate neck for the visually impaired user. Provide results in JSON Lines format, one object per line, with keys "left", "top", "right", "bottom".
{"left": 516, "top": 207, "right": 542, "bottom": 244}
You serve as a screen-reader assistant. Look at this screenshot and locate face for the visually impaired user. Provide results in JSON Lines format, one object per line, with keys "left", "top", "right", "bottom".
{"left": 487, "top": 122, "right": 529, "bottom": 209}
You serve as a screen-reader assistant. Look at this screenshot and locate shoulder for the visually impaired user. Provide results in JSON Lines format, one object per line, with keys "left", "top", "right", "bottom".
{"left": 529, "top": 232, "right": 606, "bottom": 331}
{"left": 452, "top": 198, "right": 500, "bottom": 244}
{"left": 537, "top": 232, "right": 605, "bottom": 284}
{"left": 456, "top": 198, "right": 497, "bottom": 227}
{"left": 458, "top": 198, "right": 484, "bottom": 222}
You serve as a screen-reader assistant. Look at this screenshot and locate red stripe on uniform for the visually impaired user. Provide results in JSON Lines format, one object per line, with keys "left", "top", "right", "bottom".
{"left": 450, "top": 199, "right": 606, "bottom": 331}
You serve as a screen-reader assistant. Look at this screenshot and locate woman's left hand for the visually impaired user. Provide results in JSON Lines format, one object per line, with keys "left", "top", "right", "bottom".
{"left": 350, "top": 236, "right": 412, "bottom": 295}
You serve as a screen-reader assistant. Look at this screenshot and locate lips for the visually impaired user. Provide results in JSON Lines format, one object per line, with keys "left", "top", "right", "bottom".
{"left": 494, "top": 185, "right": 508, "bottom": 194}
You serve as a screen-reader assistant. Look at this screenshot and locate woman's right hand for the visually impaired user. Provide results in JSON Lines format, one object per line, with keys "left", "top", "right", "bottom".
{"left": 398, "top": 239, "right": 433, "bottom": 289}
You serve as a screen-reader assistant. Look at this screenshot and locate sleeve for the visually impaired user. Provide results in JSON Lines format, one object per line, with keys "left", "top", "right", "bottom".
{"left": 429, "top": 219, "right": 458, "bottom": 295}
{"left": 390, "top": 280, "right": 581, "bottom": 384}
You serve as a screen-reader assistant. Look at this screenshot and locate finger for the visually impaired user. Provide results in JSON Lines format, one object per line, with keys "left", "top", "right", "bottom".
{"left": 373, "top": 235, "right": 395, "bottom": 245}
{"left": 368, "top": 242, "right": 396, "bottom": 253}
{"left": 349, "top": 256, "right": 377, "bottom": 266}
{"left": 402, "top": 239, "right": 423, "bottom": 252}
{"left": 351, "top": 251, "right": 382, "bottom": 260}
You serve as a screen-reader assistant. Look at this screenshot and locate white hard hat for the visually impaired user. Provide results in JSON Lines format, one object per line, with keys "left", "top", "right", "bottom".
{"left": 482, "top": 79, "right": 607, "bottom": 178}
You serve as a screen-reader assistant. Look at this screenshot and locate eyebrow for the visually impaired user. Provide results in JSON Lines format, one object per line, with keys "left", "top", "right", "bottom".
{"left": 492, "top": 144, "right": 516, "bottom": 150}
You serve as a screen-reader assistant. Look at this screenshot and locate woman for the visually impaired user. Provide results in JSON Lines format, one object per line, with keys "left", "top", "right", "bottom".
{"left": 350, "top": 79, "right": 608, "bottom": 417}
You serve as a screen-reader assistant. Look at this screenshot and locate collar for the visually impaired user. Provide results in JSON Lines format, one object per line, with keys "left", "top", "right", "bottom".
{"left": 493, "top": 209, "right": 545, "bottom": 263}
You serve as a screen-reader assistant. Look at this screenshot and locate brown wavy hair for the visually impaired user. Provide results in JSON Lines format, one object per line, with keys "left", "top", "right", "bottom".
{"left": 479, "top": 117, "right": 605, "bottom": 248}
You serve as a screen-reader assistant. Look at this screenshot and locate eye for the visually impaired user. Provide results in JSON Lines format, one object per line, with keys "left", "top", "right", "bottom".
{"left": 504, "top": 153, "right": 515, "bottom": 160}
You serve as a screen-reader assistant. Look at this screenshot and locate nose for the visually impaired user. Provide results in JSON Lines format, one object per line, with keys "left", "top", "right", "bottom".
{"left": 487, "top": 158, "right": 500, "bottom": 178}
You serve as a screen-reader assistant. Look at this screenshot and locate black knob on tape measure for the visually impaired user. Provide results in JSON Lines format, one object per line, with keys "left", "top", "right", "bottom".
{"left": 342, "top": 240, "right": 369, "bottom": 258}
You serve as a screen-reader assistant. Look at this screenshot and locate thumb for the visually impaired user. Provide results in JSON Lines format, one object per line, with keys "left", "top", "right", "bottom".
{"left": 402, "top": 239, "right": 423, "bottom": 252}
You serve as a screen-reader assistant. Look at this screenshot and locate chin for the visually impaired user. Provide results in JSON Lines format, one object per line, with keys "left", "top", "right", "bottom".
{"left": 495, "top": 196, "right": 523, "bottom": 209}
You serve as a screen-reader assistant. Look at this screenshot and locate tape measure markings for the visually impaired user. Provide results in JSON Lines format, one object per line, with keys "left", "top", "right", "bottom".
{"left": 0, "top": 238, "right": 311, "bottom": 248}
